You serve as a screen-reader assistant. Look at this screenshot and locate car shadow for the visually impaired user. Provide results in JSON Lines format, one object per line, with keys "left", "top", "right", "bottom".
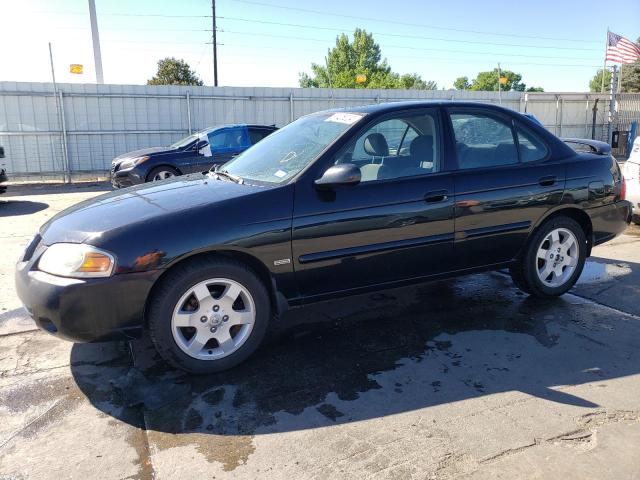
{"left": 0, "top": 200, "right": 49, "bottom": 216}
{"left": 70, "top": 268, "right": 640, "bottom": 441}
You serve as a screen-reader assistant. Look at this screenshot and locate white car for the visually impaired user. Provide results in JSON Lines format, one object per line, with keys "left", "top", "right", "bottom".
{"left": 623, "top": 136, "right": 640, "bottom": 224}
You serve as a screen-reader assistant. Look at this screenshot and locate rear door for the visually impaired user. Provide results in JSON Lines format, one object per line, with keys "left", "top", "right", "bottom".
{"left": 448, "top": 108, "right": 565, "bottom": 269}
{"left": 248, "top": 127, "right": 275, "bottom": 146}
{"left": 291, "top": 108, "right": 456, "bottom": 298}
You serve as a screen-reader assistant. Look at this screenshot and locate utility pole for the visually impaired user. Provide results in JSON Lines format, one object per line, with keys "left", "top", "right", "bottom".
{"left": 88, "top": 0, "right": 104, "bottom": 84}
{"left": 497, "top": 63, "right": 502, "bottom": 104}
{"left": 607, "top": 65, "right": 618, "bottom": 145}
{"left": 212, "top": 0, "right": 218, "bottom": 86}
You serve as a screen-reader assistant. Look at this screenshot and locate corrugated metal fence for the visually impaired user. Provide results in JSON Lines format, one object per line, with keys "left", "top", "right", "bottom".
{"left": 0, "top": 82, "right": 637, "bottom": 181}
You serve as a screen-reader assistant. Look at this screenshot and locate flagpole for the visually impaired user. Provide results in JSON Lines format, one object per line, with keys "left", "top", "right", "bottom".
{"left": 618, "top": 67, "right": 622, "bottom": 93}
{"left": 601, "top": 28, "right": 608, "bottom": 93}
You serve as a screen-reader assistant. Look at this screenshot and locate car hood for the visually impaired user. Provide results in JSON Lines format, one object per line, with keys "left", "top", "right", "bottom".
{"left": 113, "top": 146, "right": 174, "bottom": 163}
{"left": 40, "top": 174, "right": 270, "bottom": 244}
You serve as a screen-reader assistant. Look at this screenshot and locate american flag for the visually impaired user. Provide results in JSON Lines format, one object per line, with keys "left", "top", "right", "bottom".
{"left": 606, "top": 31, "right": 640, "bottom": 64}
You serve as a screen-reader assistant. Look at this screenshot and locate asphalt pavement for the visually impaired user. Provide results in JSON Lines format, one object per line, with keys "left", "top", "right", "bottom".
{"left": 1, "top": 183, "right": 639, "bottom": 480}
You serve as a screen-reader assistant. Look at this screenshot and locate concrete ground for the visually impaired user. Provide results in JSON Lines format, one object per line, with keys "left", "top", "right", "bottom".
{"left": 1, "top": 183, "right": 640, "bottom": 480}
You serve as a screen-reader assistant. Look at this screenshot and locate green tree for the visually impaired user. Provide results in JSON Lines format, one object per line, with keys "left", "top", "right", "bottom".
{"left": 453, "top": 76, "right": 471, "bottom": 90}
{"left": 620, "top": 37, "right": 640, "bottom": 93}
{"left": 469, "top": 68, "right": 526, "bottom": 91}
{"left": 399, "top": 73, "right": 437, "bottom": 90}
{"left": 526, "top": 86, "right": 545, "bottom": 92}
{"left": 590, "top": 68, "right": 612, "bottom": 92}
{"left": 148, "top": 57, "right": 203, "bottom": 86}
{"left": 299, "top": 29, "right": 437, "bottom": 90}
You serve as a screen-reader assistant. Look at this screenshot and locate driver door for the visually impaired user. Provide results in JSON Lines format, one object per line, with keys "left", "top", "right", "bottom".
{"left": 291, "top": 108, "right": 456, "bottom": 298}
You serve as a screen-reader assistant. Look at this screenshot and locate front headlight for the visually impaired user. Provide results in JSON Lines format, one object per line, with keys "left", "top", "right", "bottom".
{"left": 38, "top": 243, "right": 115, "bottom": 278}
{"left": 118, "top": 155, "right": 149, "bottom": 170}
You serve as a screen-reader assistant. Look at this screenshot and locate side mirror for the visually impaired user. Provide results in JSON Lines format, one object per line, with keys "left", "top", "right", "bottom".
{"left": 315, "top": 163, "right": 361, "bottom": 189}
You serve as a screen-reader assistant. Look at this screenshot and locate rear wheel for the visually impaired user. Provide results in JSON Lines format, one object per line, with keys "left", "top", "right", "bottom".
{"left": 148, "top": 257, "right": 271, "bottom": 374}
{"left": 510, "top": 216, "right": 586, "bottom": 297}
{"left": 147, "top": 166, "right": 179, "bottom": 182}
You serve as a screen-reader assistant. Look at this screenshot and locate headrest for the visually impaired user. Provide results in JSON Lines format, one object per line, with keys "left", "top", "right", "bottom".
{"left": 364, "top": 133, "right": 389, "bottom": 156}
{"left": 410, "top": 135, "right": 433, "bottom": 159}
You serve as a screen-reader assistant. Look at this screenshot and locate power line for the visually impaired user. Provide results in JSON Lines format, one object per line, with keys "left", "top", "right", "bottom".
{"left": 218, "top": 41, "right": 599, "bottom": 62}
{"left": 226, "top": 0, "right": 602, "bottom": 44}
{"left": 215, "top": 44, "right": 601, "bottom": 68}
{"left": 218, "top": 30, "right": 602, "bottom": 59}
{"left": 218, "top": 16, "right": 602, "bottom": 51}
{"left": 19, "top": 10, "right": 211, "bottom": 18}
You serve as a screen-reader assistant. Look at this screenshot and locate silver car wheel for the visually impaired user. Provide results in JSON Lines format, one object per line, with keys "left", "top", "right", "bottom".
{"left": 153, "top": 170, "right": 175, "bottom": 181}
{"left": 171, "top": 278, "right": 256, "bottom": 360}
{"left": 536, "top": 227, "right": 579, "bottom": 288}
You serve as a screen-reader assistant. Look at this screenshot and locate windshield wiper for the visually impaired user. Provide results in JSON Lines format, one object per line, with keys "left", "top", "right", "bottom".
{"left": 209, "top": 165, "right": 243, "bottom": 184}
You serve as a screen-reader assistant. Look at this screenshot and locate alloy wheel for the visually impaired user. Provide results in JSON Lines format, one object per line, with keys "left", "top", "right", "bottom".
{"left": 535, "top": 227, "right": 579, "bottom": 287}
{"left": 153, "top": 170, "right": 175, "bottom": 181}
{"left": 171, "top": 278, "right": 256, "bottom": 360}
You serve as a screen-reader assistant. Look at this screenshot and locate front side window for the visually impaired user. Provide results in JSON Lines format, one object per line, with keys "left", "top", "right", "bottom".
{"left": 207, "top": 126, "right": 250, "bottom": 151}
{"left": 450, "top": 112, "right": 518, "bottom": 169}
{"left": 223, "top": 112, "right": 364, "bottom": 184}
{"left": 335, "top": 110, "right": 441, "bottom": 182}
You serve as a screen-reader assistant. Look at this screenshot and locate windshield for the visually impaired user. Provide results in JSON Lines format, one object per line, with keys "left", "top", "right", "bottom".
{"left": 223, "top": 112, "right": 364, "bottom": 184}
{"left": 169, "top": 133, "right": 199, "bottom": 149}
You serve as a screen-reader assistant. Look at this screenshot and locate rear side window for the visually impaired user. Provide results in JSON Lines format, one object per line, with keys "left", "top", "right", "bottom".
{"left": 516, "top": 126, "right": 548, "bottom": 162}
{"left": 450, "top": 112, "right": 518, "bottom": 169}
{"left": 248, "top": 128, "right": 272, "bottom": 145}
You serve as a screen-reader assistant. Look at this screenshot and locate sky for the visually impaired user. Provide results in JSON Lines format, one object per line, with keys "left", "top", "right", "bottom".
{"left": 0, "top": 0, "right": 638, "bottom": 92}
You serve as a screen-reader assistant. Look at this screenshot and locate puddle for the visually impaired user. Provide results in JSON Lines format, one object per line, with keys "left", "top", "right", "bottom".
{"left": 577, "top": 261, "right": 632, "bottom": 284}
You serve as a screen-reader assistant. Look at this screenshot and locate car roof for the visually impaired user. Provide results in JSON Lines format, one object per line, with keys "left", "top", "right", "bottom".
{"left": 326, "top": 100, "right": 523, "bottom": 117}
{"left": 198, "top": 124, "right": 277, "bottom": 135}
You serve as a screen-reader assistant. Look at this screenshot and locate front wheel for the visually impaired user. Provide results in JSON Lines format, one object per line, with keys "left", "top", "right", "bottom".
{"left": 147, "top": 166, "right": 179, "bottom": 182}
{"left": 147, "top": 257, "right": 271, "bottom": 374}
{"left": 510, "top": 217, "right": 587, "bottom": 297}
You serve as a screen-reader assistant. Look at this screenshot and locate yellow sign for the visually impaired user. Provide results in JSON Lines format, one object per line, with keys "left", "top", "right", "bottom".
{"left": 70, "top": 64, "right": 83, "bottom": 74}
{"left": 355, "top": 74, "right": 367, "bottom": 84}
{"left": 499, "top": 76, "right": 508, "bottom": 85}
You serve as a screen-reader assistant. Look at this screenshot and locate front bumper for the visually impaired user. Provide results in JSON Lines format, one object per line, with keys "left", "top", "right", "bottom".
{"left": 0, "top": 168, "right": 7, "bottom": 194}
{"left": 110, "top": 165, "right": 145, "bottom": 189}
{"left": 15, "top": 255, "right": 161, "bottom": 342}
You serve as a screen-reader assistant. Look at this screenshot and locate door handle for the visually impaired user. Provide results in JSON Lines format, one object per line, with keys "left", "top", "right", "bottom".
{"left": 424, "top": 190, "right": 449, "bottom": 203}
{"left": 538, "top": 175, "right": 556, "bottom": 186}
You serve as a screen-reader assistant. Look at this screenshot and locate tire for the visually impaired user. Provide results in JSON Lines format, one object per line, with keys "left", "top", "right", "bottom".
{"left": 147, "top": 256, "right": 271, "bottom": 374}
{"left": 146, "top": 166, "right": 180, "bottom": 182}
{"left": 510, "top": 216, "right": 587, "bottom": 298}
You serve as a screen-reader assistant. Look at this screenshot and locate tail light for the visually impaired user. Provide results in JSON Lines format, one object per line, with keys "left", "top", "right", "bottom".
{"left": 621, "top": 175, "right": 626, "bottom": 201}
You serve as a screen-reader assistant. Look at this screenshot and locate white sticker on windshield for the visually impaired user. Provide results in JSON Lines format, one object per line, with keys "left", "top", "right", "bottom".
{"left": 324, "top": 113, "right": 363, "bottom": 125}
{"left": 274, "top": 170, "right": 287, "bottom": 178}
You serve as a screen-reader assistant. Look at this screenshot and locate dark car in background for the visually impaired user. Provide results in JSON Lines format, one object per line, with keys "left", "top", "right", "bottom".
{"left": 0, "top": 146, "right": 7, "bottom": 194}
{"left": 110, "top": 124, "right": 277, "bottom": 188}
{"left": 17, "top": 101, "right": 631, "bottom": 374}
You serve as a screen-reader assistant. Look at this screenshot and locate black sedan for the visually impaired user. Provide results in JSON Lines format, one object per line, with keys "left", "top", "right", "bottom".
{"left": 0, "top": 145, "right": 6, "bottom": 194}
{"left": 16, "top": 101, "right": 631, "bottom": 373}
{"left": 110, "top": 124, "right": 277, "bottom": 188}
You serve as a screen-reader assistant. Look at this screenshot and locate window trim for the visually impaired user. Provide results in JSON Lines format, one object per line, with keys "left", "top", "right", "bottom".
{"left": 332, "top": 107, "right": 445, "bottom": 184}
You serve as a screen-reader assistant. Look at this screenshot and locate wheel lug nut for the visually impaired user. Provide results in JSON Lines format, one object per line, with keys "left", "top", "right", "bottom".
{"left": 213, "top": 305, "right": 220, "bottom": 312}
{"left": 222, "top": 315, "right": 229, "bottom": 322}
{"left": 210, "top": 326, "right": 217, "bottom": 333}
{"left": 200, "top": 316, "right": 207, "bottom": 323}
